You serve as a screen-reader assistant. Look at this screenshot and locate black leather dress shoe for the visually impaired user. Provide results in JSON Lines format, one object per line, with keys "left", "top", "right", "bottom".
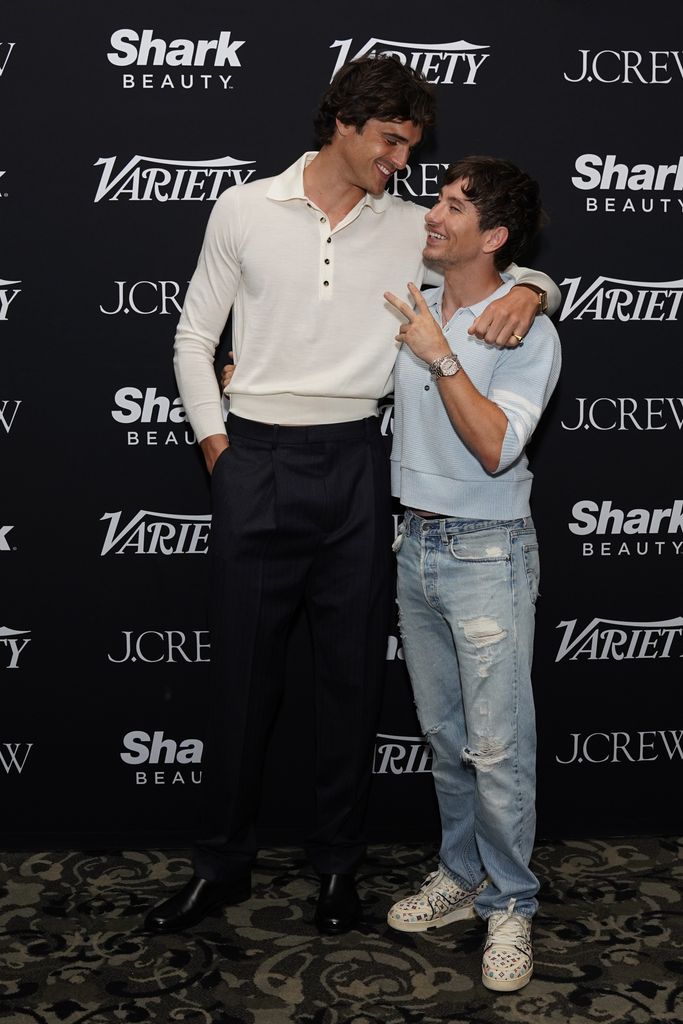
{"left": 144, "top": 874, "right": 251, "bottom": 933}
{"left": 314, "top": 873, "right": 361, "bottom": 935}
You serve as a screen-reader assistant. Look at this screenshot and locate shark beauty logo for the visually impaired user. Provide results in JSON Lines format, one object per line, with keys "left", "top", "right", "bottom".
{"left": 93, "top": 154, "right": 256, "bottom": 202}
{"left": 108, "top": 28, "right": 245, "bottom": 91}
{"left": 329, "top": 37, "right": 490, "bottom": 84}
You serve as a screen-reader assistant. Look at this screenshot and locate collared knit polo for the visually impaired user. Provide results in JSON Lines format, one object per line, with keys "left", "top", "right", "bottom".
{"left": 391, "top": 279, "right": 561, "bottom": 520}
{"left": 174, "top": 152, "right": 558, "bottom": 438}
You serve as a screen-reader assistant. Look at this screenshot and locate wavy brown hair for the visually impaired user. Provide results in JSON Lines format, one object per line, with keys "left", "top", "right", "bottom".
{"left": 314, "top": 56, "right": 436, "bottom": 147}
{"left": 444, "top": 156, "right": 544, "bottom": 270}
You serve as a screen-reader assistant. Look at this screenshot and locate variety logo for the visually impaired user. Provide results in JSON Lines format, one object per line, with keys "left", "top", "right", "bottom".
{"left": 378, "top": 399, "right": 394, "bottom": 437}
{"left": 564, "top": 49, "right": 683, "bottom": 85}
{"left": 572, "top": 154, "right": 683, "bottom": 214}
{"left": 121, "top": 729, "right": 203, "bottom": 785}
{"left": 0, "top": 400, "right": 21, "bottom": 434}
{"left": 373, "top": 733, "right": 433, "bottom": 774}
{"left": 0, "top": 42, "right": 15, "bottom": 77}
{"left": 556, "top": 730, "right": 683, "bottom": 764}
{"left": 561, "top": 397, "right": 683, "bottom": 432}
{"left": 569, "top": 500, "right": 683, "bottom": 558}
{"left": 100, "top": 280, "right": 186, "bottom": 316}
{"left": 330, "top": 37, "right": 490, "bottom": 84}
{"left": 93, "top": 154, "right": 256, "bottom": 202}
{"left": 0, "top": 279, "right": 21, "bottom": 320}
{"left": 0, "top": 742, "right": 33, "bottom": 774}
{"left": 559, "top": 276, "right": 683, "bottom": 321}
{"left": 108, "top": 630, "right": 210, "bottom": 664}
{"left": 100, "top": 510, "right": 211, "bottom": 555}
{"left": 555, "top": 616, "right": 683, "bottom": 662}
{"left": 385, "top": 634, "right": 405, "bottom": 661}
{"left": 108, "top": 27, "right": 244, "bottom": 90}
{"left": 0, "top": 626, "right": 32, "bottom": 669}
{"left": 0, "top": 525, "right": 15, "bottom": 551}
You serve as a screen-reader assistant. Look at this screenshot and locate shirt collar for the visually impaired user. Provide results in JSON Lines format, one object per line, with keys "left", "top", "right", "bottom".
{"left": 266, "top": 151, "right": 389, "bottom": 213}
{"left": 426, "top": 275, "right": 513, "bottom": 321}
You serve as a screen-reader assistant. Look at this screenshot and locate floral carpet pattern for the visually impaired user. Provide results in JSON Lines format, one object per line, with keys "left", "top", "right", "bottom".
{"left": 1, "top": 836, "right": 681, "bottom": 1024}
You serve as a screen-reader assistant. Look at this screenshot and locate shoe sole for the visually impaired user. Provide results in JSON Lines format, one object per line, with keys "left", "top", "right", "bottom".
{"left": 387, "top": 903, "right": 477, "bottom": 932}
{"left": 314, "top": 914, "right": 361, "bottom": 936}
{"left": 145, "top": 885, "right": 251, "bottom": 933}
{"left": 481, "top": 967, "right": 533, "bottom": 992}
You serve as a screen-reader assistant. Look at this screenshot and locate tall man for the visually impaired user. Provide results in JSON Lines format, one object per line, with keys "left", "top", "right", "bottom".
{"left": 385, "top": 156, "right": 561, "bottom": 989}
{"left": 145, "top": 57, "right": 558, "bottom": 936}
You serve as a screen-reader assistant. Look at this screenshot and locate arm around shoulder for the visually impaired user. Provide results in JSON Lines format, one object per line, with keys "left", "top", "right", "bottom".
{"left": 507, "top": 262, "right": 561, "bottom": 316}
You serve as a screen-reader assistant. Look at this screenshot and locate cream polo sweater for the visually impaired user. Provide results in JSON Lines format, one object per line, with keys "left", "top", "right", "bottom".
{"left": 174, "top": 152, "right": 558, "bottom": 438}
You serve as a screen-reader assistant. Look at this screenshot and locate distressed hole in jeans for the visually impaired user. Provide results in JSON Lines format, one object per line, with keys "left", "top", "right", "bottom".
{"left": 462, "top": 737, "right": 507, "bottom": 773}
{"left": 459, "top": 616, "right": 508, "bottom": 649}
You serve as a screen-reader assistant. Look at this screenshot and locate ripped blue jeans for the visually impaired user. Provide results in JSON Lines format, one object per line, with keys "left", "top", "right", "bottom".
{"left": 395, "top": 509, "right": 540, "bottom": 919}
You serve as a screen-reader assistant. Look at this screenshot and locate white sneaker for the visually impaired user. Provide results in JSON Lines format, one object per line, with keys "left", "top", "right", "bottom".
{"left": 481, "top": 904, "right": 533, "bottom": 991}
{"left": 387, "top": 867, "right": 487, "bottom": 932}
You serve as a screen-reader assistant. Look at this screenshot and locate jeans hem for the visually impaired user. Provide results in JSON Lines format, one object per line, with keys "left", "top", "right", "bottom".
{"left": 439, "top": 858, "right": 485, "bottom": 892}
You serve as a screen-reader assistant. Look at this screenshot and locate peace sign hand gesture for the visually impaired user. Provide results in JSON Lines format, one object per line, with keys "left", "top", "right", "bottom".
{"left": 384, "top": 282, "right": 451, "bottom": 366}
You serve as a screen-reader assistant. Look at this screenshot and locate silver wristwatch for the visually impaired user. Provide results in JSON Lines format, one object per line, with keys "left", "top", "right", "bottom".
{"left": 429, "top": 353, "right": 462, "bottom": 380}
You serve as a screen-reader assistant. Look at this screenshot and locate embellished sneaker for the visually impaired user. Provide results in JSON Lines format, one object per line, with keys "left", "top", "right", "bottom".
{"left": 481, "top": 904, "right": 533, "bottom": 992}
{"left": 387, "top": 867, "right": 487, "bottom": 932}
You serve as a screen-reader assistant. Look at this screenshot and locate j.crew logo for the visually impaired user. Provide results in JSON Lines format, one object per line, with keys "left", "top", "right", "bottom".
{"left": 0, "top": 743, "right": 33, "bottom": 774}
{"left": 565, "top": 49, "right": 683, "bottom": 84}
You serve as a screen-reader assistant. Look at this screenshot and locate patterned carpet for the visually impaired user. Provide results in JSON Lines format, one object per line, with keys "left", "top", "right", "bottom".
{"left": 1, "top": 836, "right": 681, "bottom": 1024}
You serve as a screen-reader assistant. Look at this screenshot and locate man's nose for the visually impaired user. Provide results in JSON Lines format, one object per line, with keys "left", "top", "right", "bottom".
{"left": 393, "top": 145, "right": 411, "bottom": 171}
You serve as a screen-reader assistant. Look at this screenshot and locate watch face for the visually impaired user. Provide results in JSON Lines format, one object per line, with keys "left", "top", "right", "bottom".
{"left": 441, "top": 357, "right": 459, "bottom": 375}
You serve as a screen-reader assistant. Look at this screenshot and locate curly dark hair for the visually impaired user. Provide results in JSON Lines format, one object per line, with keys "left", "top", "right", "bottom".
{"left": 314, "top": 55, "right": 436, "bottom": 147}
{"left": 443, "top": 156, "right": 544, "bottom": 270}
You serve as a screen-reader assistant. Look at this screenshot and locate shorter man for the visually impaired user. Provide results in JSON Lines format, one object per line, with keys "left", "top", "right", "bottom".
{"left": 384, "top": 156, "right": 561, "bottom": 991}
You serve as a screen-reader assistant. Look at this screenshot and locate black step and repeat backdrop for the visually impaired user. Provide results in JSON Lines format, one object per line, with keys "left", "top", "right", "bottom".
{"left": 3, "top": 0, "right": 682, "bottom": 849}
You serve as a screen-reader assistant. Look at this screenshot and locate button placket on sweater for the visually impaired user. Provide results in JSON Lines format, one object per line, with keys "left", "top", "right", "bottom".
{"left": 306, "top": 201, "right": 334, "bottom": 301}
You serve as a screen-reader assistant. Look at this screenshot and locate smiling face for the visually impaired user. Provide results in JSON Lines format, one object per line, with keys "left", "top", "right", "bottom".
{"left": 423, "top": 178, "right": 501, "bottom": 270}
{"left": 335, "top": 117, "right": 423, "bottom": 196}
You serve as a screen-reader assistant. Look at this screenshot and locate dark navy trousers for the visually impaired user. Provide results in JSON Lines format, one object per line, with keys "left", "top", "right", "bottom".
{"left": 193, "top": 412, "right": 393, "bottom": 880}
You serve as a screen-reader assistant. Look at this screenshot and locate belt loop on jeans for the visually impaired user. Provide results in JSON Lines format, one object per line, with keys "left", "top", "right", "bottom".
{"left": 439, "top": 519, "right": 448, "bottom": 543}
{"left": 272, "top": 423, "right": 280, "bottom": 449}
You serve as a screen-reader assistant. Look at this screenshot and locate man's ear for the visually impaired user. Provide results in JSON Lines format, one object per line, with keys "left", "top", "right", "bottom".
{"left": 483, "top": 225, "right": 509, "bottom": 257}
{"left": 335, "top": 117, "right": 355, "bottom": 137}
